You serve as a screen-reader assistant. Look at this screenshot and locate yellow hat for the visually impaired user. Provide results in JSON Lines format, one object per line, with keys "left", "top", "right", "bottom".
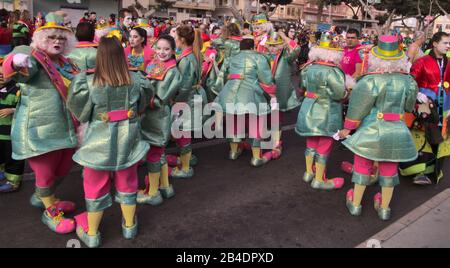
{"left": 36, "top": 13, "right": 71, "bottom": 32}
{"left": 135, "top": 18, "right": 150, "bottom": 28}
{"left": 317, "top": 33, "right": 342, "bottom": 51}
{"left": 96, "top": 18, "right": 109, "bottom": 30}
{"left": 266, "top": 31, "right": 284, "bottom": 45}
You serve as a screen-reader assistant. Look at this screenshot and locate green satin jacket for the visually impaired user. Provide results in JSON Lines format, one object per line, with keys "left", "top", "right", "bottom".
{"left": 267, "top": 44, "right": 302, "bottom": 112}
{"left": 211, "top": 37, "right": 240, "bottom": 66}
{"left": 175, "top": 49, "right": 207, "bottom": 132}
{"left": 67, "top": 45, "right": 97, "bottom": 71}
{"left": 214, "top": 50, "right": 276, "bottom": 115}
{"left": 141, "top": 61, "right": 182, "bottom": 147}
{"left": 67, "top": 71, "right": 151, "bottom": 171}
{"left": 343, "top": 73, "right": 419, "bottom": 162}
{"left": 295, "top": 63, "right": 347, "bottom": 137}
{"left": 6, "top": 46, "right": 78, "bottom": 160}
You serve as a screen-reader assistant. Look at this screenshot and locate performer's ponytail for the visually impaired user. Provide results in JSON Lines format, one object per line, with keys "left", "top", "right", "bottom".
{"left": 192, "top": 29, "right": 204, "bottom": 69}
{"left": 177, "top": 25, "right": 203, "bottom": 71}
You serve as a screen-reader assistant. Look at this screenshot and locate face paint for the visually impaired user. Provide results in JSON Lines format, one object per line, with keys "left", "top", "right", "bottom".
{"left": 156, "top": 39, "right": 174, "bottom": 62}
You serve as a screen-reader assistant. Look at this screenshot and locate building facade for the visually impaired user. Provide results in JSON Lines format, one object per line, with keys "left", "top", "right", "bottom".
{"left": 122, "top": 0, "right": 215, "bottom": 22}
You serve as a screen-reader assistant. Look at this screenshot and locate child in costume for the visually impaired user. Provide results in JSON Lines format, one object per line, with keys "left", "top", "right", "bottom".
{"left": 3, "top": 13, "right": 79, "bottom": 234}
{"left": 168, "top": 25, "right": 207, "bottom": 179}
{"left": 295, "top": 33, "right": 347, "bottom": 190}
{"left": 339, "top": 36, "right": 419, "bottom": 220}
{"left": 137, "top": 35, "right": 182, "bottom": 206}
{"left": 68, "top": 22, "right": 97, "bottom": 71}
{"left": 67, "top": 36, "right": 151, "bottom": 248}
{"left": 214, "top": 36, "right": 276, "bottom": 167}
{"left": 263, "top": 30, "right": 302, "bottom": 160}
{"left": 0, "top": 59, "right": 25, "bottom": 193}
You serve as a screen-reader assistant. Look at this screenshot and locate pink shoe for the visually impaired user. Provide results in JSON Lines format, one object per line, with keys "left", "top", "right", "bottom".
{"left": 262, "top": 151, "right": 273, "bottom": 161}
{"left": 331, "top": 177, "right": 345, "bottom": 189}
{"left": 271, "top": 141, "right": 283, "bottom": 160}
{"left": 341, "top": 161, "right": 354, "bottom": 174}
{"left": 41, "top": 206, "right": 76, "bottom": 234}
{"left": 346, "top": 189, "right": 354, "bottom": 202}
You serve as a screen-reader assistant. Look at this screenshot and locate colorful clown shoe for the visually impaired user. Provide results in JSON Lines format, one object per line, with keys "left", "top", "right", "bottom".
{"left": 346, "top": 189, "right": 362, "bottom": 216}
{"left": 30, "top": 194, "right": 76, "bottom": 213}
{"left": 374, "top": 192, "right": 391, "bottom": 221}
{"left": 250, "top": 156, "right": 271, "bottom": 167}
{"left": 122, "top": 217, "right": 138, "bottom": 239}
{"left": 41, "top": 205, "right": 76, "bottom": 234}
{"left": 229, "top": 147, "right": 244, "bottom": 160}
{"left": 170, "top": 167, "right": 194, "bottom": 179}
{"left": 75, "top": 212, "right": 101, "bottom": 248}
{"left": 0, "top": 181, "right": 20, "bottom": 193}
{"left": 262, "top": 141, "right": 283, "bottom": 160}
{"left": 137, "top": 190, "right": 163, "bottom": 206}
{"left": 302, "top": 172, "right": 315, "bottom": 183}
{"left": 166, "top": 154, "right": 198, "bottom": 167}
{"left": 159, "top": 185, "right": 175, "bottom": 199}
{"left": 310, "top": 177, "right": 344, "bottom": 190}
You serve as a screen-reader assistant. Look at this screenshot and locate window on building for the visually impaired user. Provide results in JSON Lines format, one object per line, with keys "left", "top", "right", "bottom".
{"left": 219, "top": 0, "right": 223, "bottom": 5}
{"left": 446, "top": 24, "right": 450, "bottom": 30}
{"left": 235, "top": 0, "right": 239, "bottom": 6}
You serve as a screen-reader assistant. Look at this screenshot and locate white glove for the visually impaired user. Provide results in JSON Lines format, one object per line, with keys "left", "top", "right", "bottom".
{"left": 417, "top": 92, "right": 429, "bottom": 104}
{"left": 270, "top": 97, "right": 279, "bottom": 111}
{"left": 12, "top": 53, "right": 32, "bottom": 69}
{"left": 333, "top": 130, "right": 351, "bottom": 141}
{"left": 333, "top": 130, "right": 341, "bottom": 141}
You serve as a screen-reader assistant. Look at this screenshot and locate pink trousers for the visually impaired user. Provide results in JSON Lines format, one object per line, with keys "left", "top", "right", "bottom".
{"left": 83, "top": 164, "right": 138, "bottom": 199}
{"left": 28, "top": 149, "right": 75, "bottom": 189}
{"left": 306, "top": 137, "right": 334, "bottom": 156}
{"left": 353, "top": 155, "right": 398, "bottom": 177}
{"left": 146, "top": 146, "right": 165, "bottom": 163}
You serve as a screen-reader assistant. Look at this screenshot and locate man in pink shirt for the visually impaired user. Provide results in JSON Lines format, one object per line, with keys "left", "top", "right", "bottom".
{"left": 340, "top": 29, "right": 364, "bottom": 77}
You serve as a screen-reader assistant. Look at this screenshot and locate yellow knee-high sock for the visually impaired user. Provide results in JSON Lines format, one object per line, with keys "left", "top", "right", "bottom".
{"left": 315, "top": 163, "right": 326, "bottom": 183}
{"left": 120, "top": 204, "right": 136, "bottom": 228}
{"left": 147, "top": 172, "right": 161, "bottom": 196}
{"left": 273, "top": 130, "right": 281, "bottom": 148}
{"left": 160, "top": 164, "right": 170, "bottom": 188}
{"left": 353, "top": 184, "right": 366, "bottom": 207}
{"left": 305, "top": 155, "right": 314, "bottom": 175}
{"left": 381, "top": 187, "right": 394, "bottom": 209}
{"left": 251, "top": 147, "right": 261, "bottom": 159}
{"left": 88, "top": 211, "right": 104, "bottom": 236}
{"left": 230, "top": 142, "right": 239, "bottom": 154}
{"left": 215, "top": 111, "right": 223, "bottom": 131}
{"left": 180, "top": 151, "right": 192, "bottom": 172}
{"left": 41, "top": 195, "right": 57, "bottom": 209}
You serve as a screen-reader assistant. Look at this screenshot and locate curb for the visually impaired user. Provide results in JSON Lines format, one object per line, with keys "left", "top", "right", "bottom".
{"left": 356, "top": 188, "right": 450, "bottom": 248}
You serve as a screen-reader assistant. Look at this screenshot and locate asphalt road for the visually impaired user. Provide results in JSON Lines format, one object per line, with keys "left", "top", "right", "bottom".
{"left": 1, "top": 123, "right": 449, "bottom": 248}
